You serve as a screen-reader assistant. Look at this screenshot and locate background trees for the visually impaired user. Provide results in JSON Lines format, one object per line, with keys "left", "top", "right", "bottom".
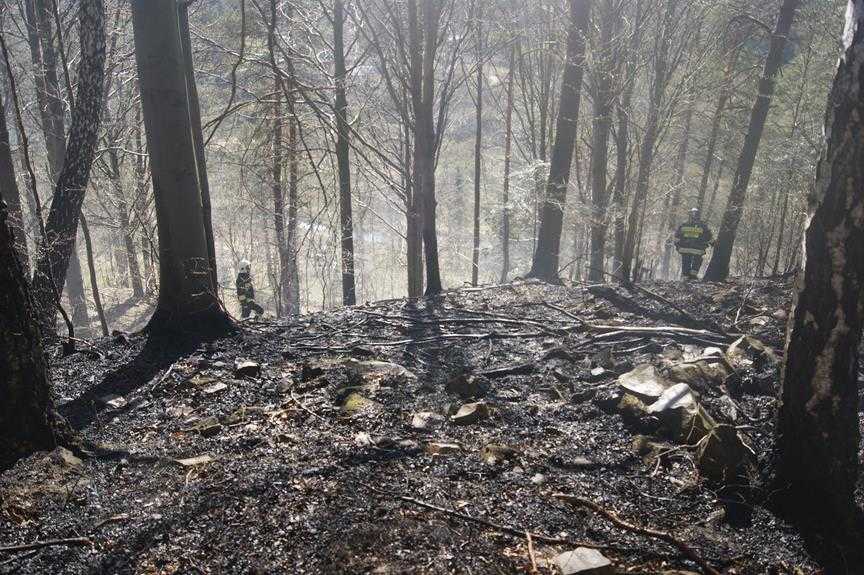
{"left": 0, "top": 0, "right": 846, "bottom": 327}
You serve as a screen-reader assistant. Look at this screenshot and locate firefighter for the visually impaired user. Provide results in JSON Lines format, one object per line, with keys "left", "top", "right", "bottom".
{"left": 674, "top": 208, "right": 713, "bottom": 279}
{"left": 235, "top": 259, "right": 264, "bottom": 318}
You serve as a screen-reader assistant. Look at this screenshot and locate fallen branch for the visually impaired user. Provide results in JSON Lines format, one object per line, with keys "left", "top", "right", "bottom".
{"left": 0, "top": 537, "right": 92, "bottom": 554}
{"left": 363, "top": 483, "right": 606, "bottom": 549}
{"left": 554, "top": 494, "right": 720, "bottom": 575}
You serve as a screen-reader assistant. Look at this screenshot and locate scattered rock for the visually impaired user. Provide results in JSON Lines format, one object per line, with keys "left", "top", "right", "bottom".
{"left": 697, "top": 424, "right": 755, "bottom": 483}
{"left": 587, "top": 367, "right": 611, "bottom": 382}
{"left": 341, "top": 392, "right": 379, "bottom": 414}
{"left": 52, "top": 447, "right": 82, "bottom": 468}
{"left": 664, "top": 360, "right": 730, "bottom": 389}
{"left": 342, "top": 358, "right": 416, "bottom": 380}
{"left": 234, "top": 360, "right": 261, "bottom": 378}
{"left": 531, "top": 473, "right": 547, "bottom": 485}
{"left": 445, "top": 373, "right": 490, "bottom": 398}
{"left": 480, "top": 444, "right": 519, "bottom": 466}
{"left": 618, "top": 364, "right": 671, "bottom": 402}
{"left": 771, "top": 309, "right": 788, "bottom": 321}
{"left": 647, "top": 383, "right": 715, "bottom": 443}
{"left": 175, "top": 454, "right": 214, "bottom": 467}
{"left": 727, "top": 336, "right": 779, "bottom": 369}
{"left": 203, "top": 381, "right": 228, "bottom": 395}
{"left": 193, "top": 416, "right": 223, "bottom": 437}
{"left": 553, "top": 548, "right": 614, "bottom": 575}
{"left": 451, "top": 402, "right": 490, "bottom": 425}
{"left": 98, "top": 394, "right": 127, "bottom": 410}
{"left": 424, "top": 442, "right": 463, "bottom": 455}
{"left": 411, "top": 411, "right": 445, "bottom": 431}
{"left": 617, "top": 394, "right": 660, "bottom": 433}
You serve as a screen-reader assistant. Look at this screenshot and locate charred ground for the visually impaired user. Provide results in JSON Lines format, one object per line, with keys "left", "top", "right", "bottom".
{"left": 1, "top": 279, "right": 861, "bottom": 574}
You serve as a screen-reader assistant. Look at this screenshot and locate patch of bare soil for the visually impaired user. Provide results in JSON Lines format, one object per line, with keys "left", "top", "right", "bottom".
{"left": 1, "top": 279, "right": 860, "bottom": 574}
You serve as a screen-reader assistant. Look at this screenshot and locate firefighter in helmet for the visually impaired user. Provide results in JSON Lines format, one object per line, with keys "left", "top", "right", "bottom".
{"left": 674, "top": 208, "right": 713, "bottom": 279}
{"left": 235, "top": 259, "right": 264, "bottom": 318}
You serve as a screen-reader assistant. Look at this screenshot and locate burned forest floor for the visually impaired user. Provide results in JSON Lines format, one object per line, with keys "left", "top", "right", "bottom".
{"left": 2, "top": 278, "right": 863, "bottom": 574}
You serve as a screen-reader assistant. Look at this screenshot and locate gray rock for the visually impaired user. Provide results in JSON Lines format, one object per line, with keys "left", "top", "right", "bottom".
{"left": 342, "top": 358, "right": 416, "bottom": 380}
{"left": 554, "top": 548, "right": 614, "bottom": 575}
{"left": 234, "top": 360, "right": 261, "bottom": 378}
{"left": 98, "top": 394, "right": 127, "bottom": 409}
{"left": 53, "top": 447, "right": 82, "bottom": 468}
{"left": 411, "top": 411, "right": 445, "bottom": 431}
{"left": 647, "top": 383, "right": 715, "bottom": 443}
{"left": 618, "top": 364, "right": 671, "bottom": 402}
{"left": 451, "top": 402, "right": 490, "bottom": 425}
{"left": 480, "top": 444, "right": 519, "bottom": 465}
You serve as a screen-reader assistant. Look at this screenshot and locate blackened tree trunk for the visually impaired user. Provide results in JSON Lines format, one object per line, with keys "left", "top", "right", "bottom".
{"left": 471, "top": 2, "right": 483, "bottom": 287}
{"left": 704, "top": 0, "right": 800, "bottom": 281}
{"left": 131, "top": 0, "right": 232, "bottom": 336}
{"left": 30, "top": 0, "right": 105, "bottom": 332}
{"left": 179, "top": 4, "right": 219, "bottom": 292}
{"left": 0, "top": 82, "right": 27, "bottom": 268}
{"left": 416, "top": 0, "right": 443, "bottom": 295}
{"left": 587, "top": 0, "right": 621, "bottom": 282}
{"left": 500, "top": 42, "right": 515, "bottom": 284}
{"left": 334, "top": 0, "right": 357, "bottom": 306}
{"left": 528, "top": 0, "right": 590, "bottom": 282}
{"left": 620, "top": 0, "right": 677, "bottom": 283}
{"left": 774, "top": 0, "right": 864, "bottom": 530}
{"left": 0, "top": 198, "right": 57, "bottom": 469}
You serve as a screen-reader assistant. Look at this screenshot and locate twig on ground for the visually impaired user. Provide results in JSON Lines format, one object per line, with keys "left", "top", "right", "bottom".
{"left": 526, "top": 530, "right": 539, "bottom": 574}
{"left": 554, "top": 494, "right": 721, "bottom": 575}
{"left": 0, "top": 537, "right": 92, "bottom": 554}
{"left": 363, "top": 483, "right": 606, "bottom": 549}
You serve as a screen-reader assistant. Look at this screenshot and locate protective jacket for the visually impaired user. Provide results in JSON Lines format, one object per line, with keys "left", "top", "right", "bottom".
{"left": 675, "top": 221, "right": 713, "bottom": 255}
{"left": 236, "top": 271, "right": 255, "bottom": 304}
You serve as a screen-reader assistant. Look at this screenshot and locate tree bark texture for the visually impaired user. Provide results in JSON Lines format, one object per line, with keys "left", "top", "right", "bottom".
{"left": 775, "top": 0, "right": 864, "bottom": 529}
{"left": 131, "top": 0, "right": 231, "bottom": 336}
{"left": 528, "top": 0, "right": 590, "bottom": 282}
{"left": 0, "top": 198, "right": 56, "bottom": 469}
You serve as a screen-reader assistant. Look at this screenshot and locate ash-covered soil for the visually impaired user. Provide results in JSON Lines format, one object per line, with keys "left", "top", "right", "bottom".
{"left": 1, "top": 279, "right": 860, "bottom": 574}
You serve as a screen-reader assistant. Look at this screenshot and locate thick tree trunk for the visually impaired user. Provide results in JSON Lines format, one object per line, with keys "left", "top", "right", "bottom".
{"left": 0, "top": 198, "right": 57, "bottom": 469}
{"left": 775, "top": 1, "right": 864, "bottom": 530}
{"left": 334, "top": 0, "right": 357, "bottom": 306}
{"left": 620, "top": 0, "right": 677, "bottom": 283}
{"left": 131, "top": 0, "right": 231, "bottom": 336}
{"left": 704, "top": 0, "right": 800, "bottom": 281}
{"left": 471, "top": 4, "right": 483, "bottom": 287}
{"left": 528, "top": 0, "right": 590, "bottom": 282}
{"left": 587, "top": 0, "right": 620, "bottom": 282}
{"left": 179, "top": 5, "right": 219, "bottom": 292}
{"left": 29, "top": 1, "right": 105, "bottom": 333}
{"left": 0, "top": 82, "right": 27, "bottom": 268}
{"left": 500, "top": 43, "right": 515, "bottom": 284}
